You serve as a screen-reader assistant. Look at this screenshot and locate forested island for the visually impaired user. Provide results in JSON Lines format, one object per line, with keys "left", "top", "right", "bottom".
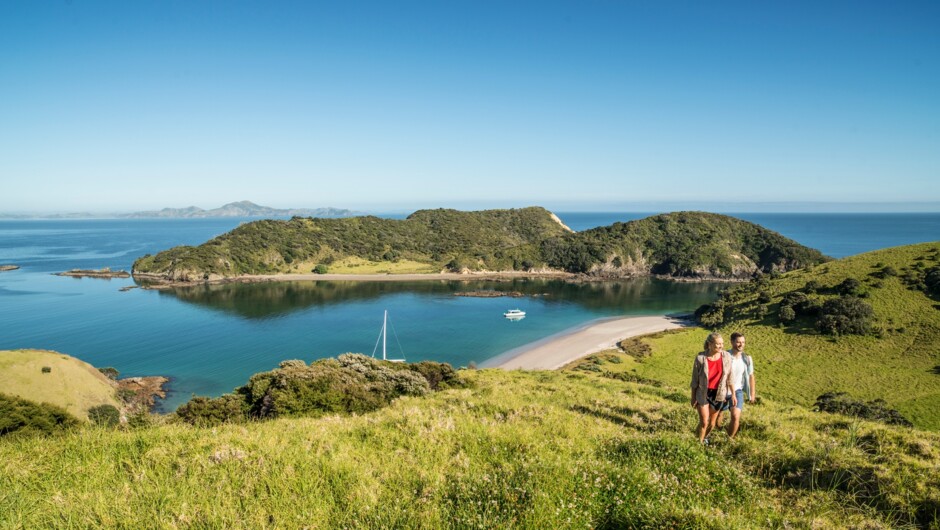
{"left": 132, "top": 207, "right": 828, "bottom": 283}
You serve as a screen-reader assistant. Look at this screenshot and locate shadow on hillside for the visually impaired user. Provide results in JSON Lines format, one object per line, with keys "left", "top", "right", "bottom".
{"left": 930, "top": 365, "right": 940, "bottom": 375}
{"left": 571, "top": 404, "right": 664, "bottom": 432}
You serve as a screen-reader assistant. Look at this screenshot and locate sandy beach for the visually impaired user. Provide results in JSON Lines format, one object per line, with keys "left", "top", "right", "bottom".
{"left": 240, "top": 271, "right": 573, "bottom": 282}
{"left": 485, "top": 314, "right": 690, "bottom": 370}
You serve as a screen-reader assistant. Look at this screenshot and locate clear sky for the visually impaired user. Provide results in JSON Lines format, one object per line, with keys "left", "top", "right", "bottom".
{"left": 1, "top": 1, "right": 938, "bottom": 213}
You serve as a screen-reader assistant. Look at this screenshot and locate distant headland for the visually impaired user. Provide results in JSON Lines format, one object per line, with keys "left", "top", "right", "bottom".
{"left": 0, "top": 200, "right": 361, "bottom": 220}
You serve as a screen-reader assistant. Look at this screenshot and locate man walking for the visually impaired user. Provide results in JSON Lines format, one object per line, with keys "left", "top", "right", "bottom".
{"left": 726, "top": 332, "right": 756, "bottom": 440}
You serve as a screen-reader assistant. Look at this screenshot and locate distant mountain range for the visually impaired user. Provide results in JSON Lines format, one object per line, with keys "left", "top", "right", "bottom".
{"left": 0, "top": 201, "right": 361, "bottom": 219}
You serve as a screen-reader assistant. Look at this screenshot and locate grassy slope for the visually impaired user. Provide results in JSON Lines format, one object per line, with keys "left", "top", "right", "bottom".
{"left": 627, "top": 242, "right": 940, "bottom": 430}
{"left": 0, "top": 349, "right": 120, "bottom": 421}
{"left": 2, "top": 369, "right": 939, "bottom": 528}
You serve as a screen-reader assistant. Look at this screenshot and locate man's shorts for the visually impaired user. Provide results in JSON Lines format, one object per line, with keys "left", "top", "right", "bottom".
{"left": 732, "top": 389, "right": 745, "bottom": 411}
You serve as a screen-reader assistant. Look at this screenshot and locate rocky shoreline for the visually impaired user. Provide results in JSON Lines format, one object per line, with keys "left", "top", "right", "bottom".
{"left": 56, "top": 267, "right": 131, "bottom": 279}
{"left": 117, "top": 376, "right": 169, "bottom": 415}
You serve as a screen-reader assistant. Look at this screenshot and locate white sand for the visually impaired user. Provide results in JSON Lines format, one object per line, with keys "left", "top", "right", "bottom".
{"left": 485, "top": 314, "right": 689, "bottom": 370}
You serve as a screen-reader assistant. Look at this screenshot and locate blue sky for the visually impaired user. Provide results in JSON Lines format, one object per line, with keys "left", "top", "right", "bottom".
{"left": 1, "top": 1, "right": 938, "bottom": 213}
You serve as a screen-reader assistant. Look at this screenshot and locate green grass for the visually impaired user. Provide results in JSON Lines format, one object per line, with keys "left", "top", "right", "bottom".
{"left": 323, "top": 256, "right": 439, "bottom": 274}
{"left": 2, "top": 369, "right": 939, "bottom": 528}
{"left": 0, "top": 350, "right": 120, "bottom": 421}
{"left": 620, "top": 243, "right": 940, "bottom": 431}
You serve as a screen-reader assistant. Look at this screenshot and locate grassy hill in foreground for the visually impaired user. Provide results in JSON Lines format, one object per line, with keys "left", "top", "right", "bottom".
{"left": 2, "top": 368, "right": 939, "bottom": 528}
{"left": 132, "top": 208, "right": 828, "bottom": 282}
{"left": 617, "top": 242, "right": 940, "bottom": 431}
{"left": 0, "top": 349, "right": 120, "bottom": 421}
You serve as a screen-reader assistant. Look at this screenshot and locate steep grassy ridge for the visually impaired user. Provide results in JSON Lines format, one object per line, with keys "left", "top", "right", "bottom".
{"left": 2, "top": 369, "right": 938, "bottom": 528}
{"left": 0, "top": 349, "right": 120, "bottom": 421}
{"left": 133, "top": 208, "right": 827, "bottom": 282}
{"left": 625, "top": 242, "right": 940, "bottom": 430}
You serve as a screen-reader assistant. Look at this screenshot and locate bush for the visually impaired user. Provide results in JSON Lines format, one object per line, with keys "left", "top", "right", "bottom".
{"left": 778, "top": 305, "right": 796, "bottom": 324}
{"left": 815, "top": 296, "right": 874, "bottom": 336}
{"left": 836, "top": 278, "right": 862, "bottom": 296}
{"left": 802, "top": 280, "right": 821, "bottom": 294}
{"left": 313, "top": 264, "right": 329, "bottom": 274}
{"left": 88, "top": 404, "right": 120, "bottom": 427}
{"left": 98, "top": 367, "right": 120, "bottom": 380}
{"left": 41, "top": 366, "right": 51, "bottom": 373}
{"left": 0, "top": 393, "right": 80, "bottom": 437}
{"left": 405, "top": 361, "right": 462, "bottom": 390}
{"left": 177, "top": 354, "right": 460, "bottom": 426}
{"left": 694, "top": 303, "right": 725, "bottom": 328}
{"left": 176, "top": 394, "right": 247, "bottom": 427}
{"left": 814, "top": 392, "right": 912, "bottom": 426}
{"left": 925, "top": 266, "right": 940, "bottom": 296}
{"left": 757, "top": 290, "right": 772, "bottom": 304}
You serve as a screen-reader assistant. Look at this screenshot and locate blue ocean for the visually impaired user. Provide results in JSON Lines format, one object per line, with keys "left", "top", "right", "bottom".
{"left": 1, "top": 212, "right": 938, "bottom": 410}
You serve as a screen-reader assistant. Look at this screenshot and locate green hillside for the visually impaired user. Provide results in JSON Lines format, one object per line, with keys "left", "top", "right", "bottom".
{"left": 133, "top": 207, "right": 570, "bottom": 281}
{"left": 619, "top": 242, "right": 940, "bottom": 430}
{"left": 2, "top": 368, "right": 938, "bottom": 528}
{"left": 562, "top": 211, "right": 828, "bottom": 277}
{"left": 0, "top": 349, "right": 121, "bottom": 421}
{"left": 132, "top": 208, "right": 828, "bottom": 282}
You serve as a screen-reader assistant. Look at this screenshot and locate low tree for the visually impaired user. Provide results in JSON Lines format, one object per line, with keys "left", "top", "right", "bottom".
{"left": 815, "top": 296, "right": 873, "bottom": 336}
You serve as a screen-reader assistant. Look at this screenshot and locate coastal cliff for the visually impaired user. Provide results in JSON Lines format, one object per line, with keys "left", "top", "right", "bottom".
{"left": 133, "top": 208, "right": 829, "bottom": 284}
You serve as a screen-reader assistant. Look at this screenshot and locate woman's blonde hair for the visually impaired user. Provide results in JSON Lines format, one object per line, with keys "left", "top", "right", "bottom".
{"left": 703, "top": 332, "right": 723, "bottom": 352}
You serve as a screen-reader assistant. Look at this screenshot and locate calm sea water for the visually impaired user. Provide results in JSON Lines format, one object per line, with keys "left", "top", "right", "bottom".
{"left": 1, "top": 212, "right": 937, "bottom": 410}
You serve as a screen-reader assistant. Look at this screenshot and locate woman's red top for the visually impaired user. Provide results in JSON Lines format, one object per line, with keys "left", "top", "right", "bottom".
{"left": 707, "top": 357, "right": 722, "bottom": 390}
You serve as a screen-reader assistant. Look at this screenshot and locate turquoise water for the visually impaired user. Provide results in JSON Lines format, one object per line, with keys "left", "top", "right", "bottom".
{"left": 2, "top": 213, "right": 938, "bottom": 410}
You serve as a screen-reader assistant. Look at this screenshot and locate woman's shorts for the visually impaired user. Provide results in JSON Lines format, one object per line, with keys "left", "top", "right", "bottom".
{"left": 706, "top": 389, "right": 729, "bottom": 411}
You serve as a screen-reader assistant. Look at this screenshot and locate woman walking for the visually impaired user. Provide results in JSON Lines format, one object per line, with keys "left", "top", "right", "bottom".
{"left": 690, "top": 332, "right": 734, "bottom": 444}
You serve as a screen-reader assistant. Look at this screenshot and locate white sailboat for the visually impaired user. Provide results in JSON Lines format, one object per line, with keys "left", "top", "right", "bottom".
{"left": 372, "top": 310, "right": 406, "bottom": 363}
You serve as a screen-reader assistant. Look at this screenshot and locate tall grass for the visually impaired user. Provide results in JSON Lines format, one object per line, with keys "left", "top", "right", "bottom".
{"left": 2, "top": 369, "right": 937, "bottom": 528}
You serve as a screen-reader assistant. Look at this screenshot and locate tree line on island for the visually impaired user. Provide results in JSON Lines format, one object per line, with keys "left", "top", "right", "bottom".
{"left": 132, "top": 207, "right": 829, "bottom": 282}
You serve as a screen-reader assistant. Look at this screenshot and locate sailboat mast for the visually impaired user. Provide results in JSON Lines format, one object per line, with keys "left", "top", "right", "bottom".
{"left": 382, "top": 310, "right": 387, "bottom": 361}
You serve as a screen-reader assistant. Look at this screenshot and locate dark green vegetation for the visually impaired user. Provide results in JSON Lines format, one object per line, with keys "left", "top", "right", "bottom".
{"left": 815, "top": 392, "right": 912, "bottom": 427}
{"left": 0, "top": 393, "right": 80, "bottom": 437}
{"left": 133, "top": 208, "right": 828, "bottom": 281}
{"left": 176, "top": 354, "right": 462, "bottom": 426}
{"left": 88, "top": 404, "right": 121, "bottom": 427}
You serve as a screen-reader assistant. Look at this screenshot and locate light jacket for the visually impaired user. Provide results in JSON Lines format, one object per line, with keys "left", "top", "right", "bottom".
{"left": 690, "top": 350, "right": 733, "bottom": 406}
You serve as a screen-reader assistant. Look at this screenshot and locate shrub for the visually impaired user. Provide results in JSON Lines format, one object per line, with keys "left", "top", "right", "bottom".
{"left": 781, "top": 291, "right": 820, "bottom": 317}
{"left": 41, "top": 366, "right": 51, "bottom": 373}
{"left": 815, "top": 296, "right": 874, "bottom": 336}
{"left": 98, "top": 367, "right": 119, "bottom": 379}
{"left": 836, "top": 278, "right": 862, "bottom": 296}
{"left": 88, "top": 404, "right": 120, "bottom": 427}
{"left": 694, "top": 303, "right": 725, "bottom": 328}
{"left": 778, "top": 305, "right": 796, "bottom": 324}
{"left": 313, "top": 264, "right": 329, "bottom": 274}
{"left": 924, "top": 266, "right": 940, "bottom": 296}
{"left": 177, "top": 354, "right": 459, "bottom": 425}
{"left": 0, "top": 393, "right": 80, "bottom": 437}
{"left": 802, "top": 280, "right": 821, "bottom": 294}
{"left": 405, "top": 361, "right": 462, "bottom": 390}
{"left": 757, "top": 290, "right": 772, "bottom": 304}
{"left": 176, "top": 394, "right": 247, "bottom": 427}
{"left": 814, "top": 392, "right": 912, "bottom": 426}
